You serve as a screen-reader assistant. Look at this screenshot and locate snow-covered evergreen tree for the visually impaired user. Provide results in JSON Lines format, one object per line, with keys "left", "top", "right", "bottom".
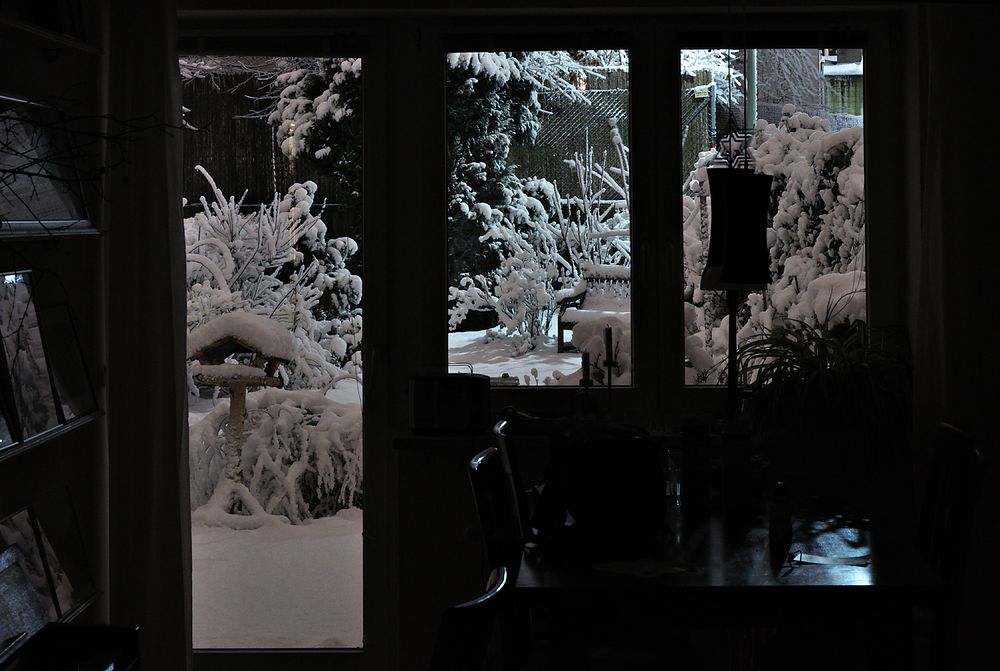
{"left": 263, "top": 51, "right": 626, "bottom": 340}
{"left": 269, "top": 58, "right": 363, "bottom": 214}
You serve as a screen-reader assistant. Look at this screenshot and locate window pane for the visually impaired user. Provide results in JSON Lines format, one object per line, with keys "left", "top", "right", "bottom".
{"left": 681, "top": 48, "right": 865, "bottom": 385}
{"left": 446, "top": 50, "right": 631, "bottom": 388}
{"left": 181, "top": 55, "right": 363, "bottom": 649}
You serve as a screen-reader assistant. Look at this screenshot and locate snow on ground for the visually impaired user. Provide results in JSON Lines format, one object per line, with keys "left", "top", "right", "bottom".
{"left": 191, "top": 508, "right": 363, "bottom": 649}
{"left": 189, "top": 381, "right": 364, "bottom": 649}
{"left": 187, "top": 331, "right": 576, "bottom": 648}
{"left": 447, "top": 329, "right": 584, "bottom": 385}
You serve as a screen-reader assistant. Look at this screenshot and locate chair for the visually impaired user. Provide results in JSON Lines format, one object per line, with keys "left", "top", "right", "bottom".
{"left": 468, "top": 447, "right": 533, "bottom": 670}
{"left": 535, "top": 421, "right": 668, "bottom": 561}
{"left": 468, "top": 446, "right": 525, "bottom": 581}
{"left": 915, "top": 422, "right": 986, "bottom": 670}
{"left": 493, "top": 408, "right": 574, "bottom": 543}
{"left": 918, "top": 422, "right": 985, "bottom": 588}
{"left": 428, "top": 565, "right": 509, "bottom": 671}
{"left": 494, "top": 408, "right": 668, "bottom": 559}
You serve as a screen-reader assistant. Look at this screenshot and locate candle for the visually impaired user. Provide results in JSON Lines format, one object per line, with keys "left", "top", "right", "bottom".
{"left": 604, "top": 325, "right": 614, "bottom": 367}
{"left": 581, "top": 351, "right": 591, "bottom": 384}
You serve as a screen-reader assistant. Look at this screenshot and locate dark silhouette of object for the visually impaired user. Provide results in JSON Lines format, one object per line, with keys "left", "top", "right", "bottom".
{"left": 917, "top": 422, "right": 985, "bottom": 670}
{"left": 767, "top": 480, "right": 792, "bottom": 575}
{"left": 493, "top": 408, "right": 574, "bottom": 543}
{"left": 469, "top": 446, "right": 525, "bottom": 581}
{"left": 918, "top": 422, "right": 985, "bottom": 588}
{"left": 427, "top": 566, "right": 509, "bottom": 671}
{"left": 468, "top": 446, "right": 531, "bottom": 670}
{"left": 532, "top": 422, "right": 667, "bottom": 561}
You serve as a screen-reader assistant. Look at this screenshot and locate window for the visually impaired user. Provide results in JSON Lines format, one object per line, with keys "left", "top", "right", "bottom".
{"left": 680, "top": 48, "right": 866, "bottom": 386}
{"left": 180, "top": 54, "right": 363, "bottom": 650}
{"left": 445, "top": 50, "right": 632, "bottom": 389}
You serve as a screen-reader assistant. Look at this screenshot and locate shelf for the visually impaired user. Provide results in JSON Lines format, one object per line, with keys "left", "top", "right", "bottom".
{"left": 0, "top": 16, "right": 100, "bottom": 55}
{"left": 0, "top": 226, "right": 102, "bottom": 242}
{"left": 0, "top": 412, "right": 101, "bottom": 466}
{"left": 60, "top": 590, "right": 102, "bottom": 623}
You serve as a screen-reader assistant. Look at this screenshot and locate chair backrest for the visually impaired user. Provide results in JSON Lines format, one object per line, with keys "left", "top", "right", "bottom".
{"left": 493, "top": 409, "right": 573, "bottom": 541}
{"left": 918, "top": 422, "right": 986, "bottom": 588}
{"left": 534, "top": 421, "right": 667, "bottom": 559}
{"left": 427, "top": 565, "right": 509, "bottom": 671}
{"left": 469, "top": 447, "right": 524, "bottom": 581}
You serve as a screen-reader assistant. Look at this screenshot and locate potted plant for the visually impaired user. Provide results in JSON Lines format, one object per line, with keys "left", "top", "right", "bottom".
{"left": 735, "top": 317, "right": 911, "bottom": 510}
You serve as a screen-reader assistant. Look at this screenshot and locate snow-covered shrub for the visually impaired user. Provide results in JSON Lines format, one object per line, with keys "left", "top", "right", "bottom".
{"left": 445, "top": 52, "right": 633, "bottom": 337}
{"left": 448, "top": 114, "right": 633, "bottom": 346}
{"left": 190, "top": 388, "right": 362, "bottom": 524}
{"left": 185, "top": 167, "right": 362, "bottom": 390}
{"left": 557, "top": 118, "right": 631, "bottom": 270}
{"left": 448, "top": 177, "right": 575, "bottom": 339}
{"left": 682, "top": 105, "right": 866, "bottom": 384}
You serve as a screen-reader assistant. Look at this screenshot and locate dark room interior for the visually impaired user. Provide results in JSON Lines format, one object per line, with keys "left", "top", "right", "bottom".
{"left": 0, "top": 1, "right": 997, "bottom": 670}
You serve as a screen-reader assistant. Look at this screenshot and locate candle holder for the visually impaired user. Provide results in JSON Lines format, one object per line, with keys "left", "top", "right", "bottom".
{"left": 578, "top": 350, "right": 593, "bottom": 417}
{"left": 603, "top": 325, "right": 616, "bottom": 414}
{"left": 579, "top": 350, "right": 594, "bottom": 387}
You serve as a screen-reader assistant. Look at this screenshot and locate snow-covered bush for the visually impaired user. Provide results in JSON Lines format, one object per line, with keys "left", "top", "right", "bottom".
{"left": 190, "top": 388, "right": 362, "bottom": 525}
{"left": 558, "top": 118, "right": 631, "bottom": 270}
{"left": 683, "top": 105, "right": 866, "bottom": 383}
{"left": 448, "top": 114, "right": 633, "bottom": 344}
{"left": 185, "top": 167, "right": 362, "bottom": 390}
{"left": 448, "top": 177, "right": 572, "bottom": 340}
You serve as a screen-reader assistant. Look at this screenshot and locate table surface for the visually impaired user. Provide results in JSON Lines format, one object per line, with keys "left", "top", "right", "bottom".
{"left": 517, "top": 501, "right": 941, "bottom": 600}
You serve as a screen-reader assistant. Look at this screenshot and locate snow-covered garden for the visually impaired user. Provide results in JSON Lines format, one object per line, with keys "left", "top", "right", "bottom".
{"left": 180, "top": 47, "right": 864, "bottom": 649}
{"left": 443, "top": 48, "right": 865, "bottom": 387}
{"left": 182, "top": 55, "right": 365, "bottom": 648}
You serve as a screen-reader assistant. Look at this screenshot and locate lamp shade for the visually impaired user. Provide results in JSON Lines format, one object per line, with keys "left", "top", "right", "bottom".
{"left": 701, "top": 167, "right": 774, "bottom": 291}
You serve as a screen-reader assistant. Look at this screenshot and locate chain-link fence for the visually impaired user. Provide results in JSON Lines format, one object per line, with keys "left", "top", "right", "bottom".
{"left": 508, "top": 88, "right": 630, "bottom": 186}
{"left": 681, "top": 84, "right": 715, "bottom": 192}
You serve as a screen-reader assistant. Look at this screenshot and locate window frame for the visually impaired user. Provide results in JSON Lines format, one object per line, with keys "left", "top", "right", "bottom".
{"left": 675, "top": 35, "right": 869, "bottom": 391}
{"left": 176, "top": 7, "right": 915, "bottom": 671}
{"left": 436, "top": 17, "right": 658, "bottom": 422}
{"left": 177, "top": 22, "right": 382, "bottom": 671}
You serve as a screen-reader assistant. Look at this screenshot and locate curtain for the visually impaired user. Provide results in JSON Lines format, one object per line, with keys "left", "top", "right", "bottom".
{"left": 105, "top": 0, "right": 191, "bottom": 669}
{"left": 915, "top": 4, "right": 999, "bottom": 666}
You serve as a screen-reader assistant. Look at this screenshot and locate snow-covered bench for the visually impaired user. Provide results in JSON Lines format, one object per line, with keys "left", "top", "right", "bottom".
{"left": 556, "top": 263, "right": 631, "bottom": 352}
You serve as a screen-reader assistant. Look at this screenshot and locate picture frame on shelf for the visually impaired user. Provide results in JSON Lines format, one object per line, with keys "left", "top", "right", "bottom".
{"left": 0, "top": 270, "right": 60, "bottom": 446}
{"left": 0, "top": 506, "right": 58, "bottom": 662}
{"left": 37, "top": 303, "right": 96, "bottom": 422}
{"left": 31, "top": 485, "right": 98, "bottom": 620}
{"left": 0, "top": 93, "right": 94, "bottom": 238}
{"left": 0, "top": 269, "right": 99, "bottom": 461}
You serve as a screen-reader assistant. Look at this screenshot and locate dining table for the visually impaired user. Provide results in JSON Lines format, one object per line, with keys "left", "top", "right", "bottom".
{"left": 513, "top": 491, "right": 944, "bottom": 670}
